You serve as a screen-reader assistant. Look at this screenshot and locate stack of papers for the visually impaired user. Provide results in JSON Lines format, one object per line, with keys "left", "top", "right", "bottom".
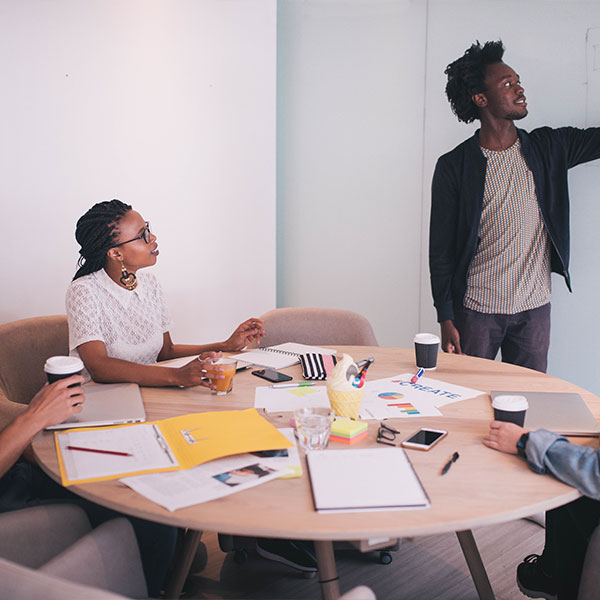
{"left": 122, "top": 429, "right": 301, "bottom": 511}
{"left": 55, "top": 409, "right": 291, "bottom": 485}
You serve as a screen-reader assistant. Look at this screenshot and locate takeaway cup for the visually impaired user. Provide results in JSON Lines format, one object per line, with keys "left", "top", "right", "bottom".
{"left": 414, "top": 333, "right": 440, "bottom": 370}
{"left": 44, "top": 356, "right": 84, "bottom": 385}
{"left": 491, "top": 395, "right": 529, "bottom": 427}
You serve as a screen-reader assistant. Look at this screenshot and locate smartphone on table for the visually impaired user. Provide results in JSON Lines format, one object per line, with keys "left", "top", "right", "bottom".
{"left": 401, "top": 428, "right": 447, "bottom": 451}
{"left": 251, "top": 368, "right": 293, "bottom": 383}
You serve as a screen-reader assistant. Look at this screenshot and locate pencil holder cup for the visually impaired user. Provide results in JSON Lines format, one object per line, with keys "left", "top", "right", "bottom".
{"left": 327, "top": 389, "right": 364, "bottom": 420}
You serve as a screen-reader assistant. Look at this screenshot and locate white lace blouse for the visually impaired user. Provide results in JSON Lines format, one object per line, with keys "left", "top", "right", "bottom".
{"left": 66, "top": 269, "right": 172, "bottom": 365}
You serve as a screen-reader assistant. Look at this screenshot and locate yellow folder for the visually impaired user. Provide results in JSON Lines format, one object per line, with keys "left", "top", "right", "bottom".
{"left": 55, "top": 408, "right": 292, "bottom": 486}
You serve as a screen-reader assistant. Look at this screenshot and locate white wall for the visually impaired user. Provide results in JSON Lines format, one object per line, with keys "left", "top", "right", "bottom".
{"left": 0, "top": 0, "right": 276, "bottom": 344}
{"left": 278, "top": 0, "right": 600, "bottom": 395}
{"left": 277, "top": 0, "right": 427, "bottom": 347}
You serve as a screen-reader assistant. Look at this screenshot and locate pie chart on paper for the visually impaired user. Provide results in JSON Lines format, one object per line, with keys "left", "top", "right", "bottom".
{"left": 378, "top": 392, "right": 405, "bottom": 400}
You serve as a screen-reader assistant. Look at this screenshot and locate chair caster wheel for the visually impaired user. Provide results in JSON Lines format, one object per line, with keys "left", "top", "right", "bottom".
{"left": 234, "top": 549, "right": 248, "bottom": 564}
{"left": 379, "top": 551, "right": 392, "bottom": 565}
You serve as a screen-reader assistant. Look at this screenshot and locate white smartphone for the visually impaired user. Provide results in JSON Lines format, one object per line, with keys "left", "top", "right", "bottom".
{"left": 401, "top": 428, "right": 448, "bottom": 451}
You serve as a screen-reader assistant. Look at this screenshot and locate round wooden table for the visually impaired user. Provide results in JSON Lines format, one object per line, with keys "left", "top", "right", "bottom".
{"left": 32, "top": 348, "right": 600, "bottom": 599}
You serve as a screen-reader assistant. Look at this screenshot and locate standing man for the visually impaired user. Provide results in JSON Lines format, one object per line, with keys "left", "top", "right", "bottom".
{"left": 430, "top": 40, "right": 600, "bottom": 372}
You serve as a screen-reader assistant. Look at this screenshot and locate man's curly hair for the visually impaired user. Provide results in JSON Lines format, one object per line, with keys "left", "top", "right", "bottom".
{"left": 445, "top": 40, "right": 505, "bottom": 123}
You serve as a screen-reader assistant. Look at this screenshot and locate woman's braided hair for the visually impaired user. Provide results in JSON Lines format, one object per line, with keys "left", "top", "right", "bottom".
{"left": 73, "top": 199, "right": 132, "bottom": 280}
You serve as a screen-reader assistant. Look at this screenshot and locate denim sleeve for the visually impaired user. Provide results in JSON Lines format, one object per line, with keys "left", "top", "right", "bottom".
{"left": 525, "top": 429, "right": 600, "bottom": 500}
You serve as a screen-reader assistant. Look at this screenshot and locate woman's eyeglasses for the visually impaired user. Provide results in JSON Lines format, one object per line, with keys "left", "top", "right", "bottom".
{"left": 112, "top": 222, "right": 152, "bottom": 247}
{"left": 376, "top": 422, "right": 400, "bottom": 447}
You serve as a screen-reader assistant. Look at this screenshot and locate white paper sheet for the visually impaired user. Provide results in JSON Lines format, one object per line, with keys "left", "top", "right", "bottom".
{"left": 359, "top": 374, "right": 483, "bottom": 420}
{"left": 155, "top": 356, "right": 198, "bottom": 368}
{"left": 57, "top": 424, "right": 177, "bottom": 481}
{"left": 254, "top": 385, "right": 330, "bottom": 412}
{"left": 120, "top": 431, "right": 300, "bottom": 511}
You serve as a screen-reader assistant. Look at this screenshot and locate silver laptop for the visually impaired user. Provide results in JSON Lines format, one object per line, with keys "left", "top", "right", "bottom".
{"left": 491, "top": 391, "right": 600, "bottom": 437}
{"left": 46, "top": 383, "right": 146, "bottom": 430}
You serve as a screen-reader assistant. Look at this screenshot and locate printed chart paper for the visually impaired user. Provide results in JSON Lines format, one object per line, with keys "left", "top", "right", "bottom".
{"left": 360, "top": 374, "right": 483, "bottom": 420}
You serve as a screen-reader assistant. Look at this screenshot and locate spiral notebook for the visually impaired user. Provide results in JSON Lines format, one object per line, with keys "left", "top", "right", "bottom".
{"left": 231, "top": 343, "right": 336, "bottom": 370}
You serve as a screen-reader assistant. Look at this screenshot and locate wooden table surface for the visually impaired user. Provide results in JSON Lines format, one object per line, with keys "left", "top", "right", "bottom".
{"left": 31, "top": 347, "right": 599, "bottom": 542}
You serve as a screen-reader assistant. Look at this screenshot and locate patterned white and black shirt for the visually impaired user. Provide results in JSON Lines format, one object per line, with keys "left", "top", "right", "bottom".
{"left": 464, "top": 139, "right": 551, "bottom": 314}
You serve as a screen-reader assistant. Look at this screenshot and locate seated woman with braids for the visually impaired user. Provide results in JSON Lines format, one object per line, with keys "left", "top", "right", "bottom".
{"left": 66, "top": 199, "right": 264, "bottom": 387}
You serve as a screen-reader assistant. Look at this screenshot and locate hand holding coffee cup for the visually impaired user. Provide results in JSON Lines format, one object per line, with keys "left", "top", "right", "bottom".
{"left": 414, "top": 333, "right": 440, "bottom": 370}
{"left": 491, "top": 395, "right": 529, "bottom": 427}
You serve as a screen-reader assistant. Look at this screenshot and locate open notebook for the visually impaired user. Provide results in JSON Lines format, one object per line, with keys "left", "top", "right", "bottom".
{"left": 230, "top": 343, "right": 336, "bottom": 370}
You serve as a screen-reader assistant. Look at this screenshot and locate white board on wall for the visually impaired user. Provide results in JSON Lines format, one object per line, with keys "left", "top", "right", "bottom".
{"left": 0, "top": 0, "right": 276, "bottom": 344}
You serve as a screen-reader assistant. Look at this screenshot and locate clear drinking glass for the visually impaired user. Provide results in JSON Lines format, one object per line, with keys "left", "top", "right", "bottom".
{"left": 293, "top": 407, "right": 334, "bottom": 451}
{"left": 207, "top": 359, "right": 237, "bottom": 395}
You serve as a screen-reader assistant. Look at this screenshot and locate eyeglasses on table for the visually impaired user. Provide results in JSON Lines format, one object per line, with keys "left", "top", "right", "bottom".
{"left": 376, "top": 422, "right": 400, "bottom": 446}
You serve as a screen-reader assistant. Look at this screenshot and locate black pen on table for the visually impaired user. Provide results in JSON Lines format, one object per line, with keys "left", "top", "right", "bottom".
{"left": 441, "top": 451, "right": 459, "bottom": 475}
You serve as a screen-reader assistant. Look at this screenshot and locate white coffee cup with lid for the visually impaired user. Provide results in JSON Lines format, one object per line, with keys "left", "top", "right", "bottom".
{"left": 491, "top": 394, "right": 529, "bottom": 427}
{"left": 44, "top": 356, "right": 84, "bottom": 384}
{"left": 413, "top": 333, "right": 440, "bottom": 370}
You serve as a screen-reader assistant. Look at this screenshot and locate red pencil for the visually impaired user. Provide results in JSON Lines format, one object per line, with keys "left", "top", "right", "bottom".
{"left": 66, "top": 445, "right": 132, "bottom": 457}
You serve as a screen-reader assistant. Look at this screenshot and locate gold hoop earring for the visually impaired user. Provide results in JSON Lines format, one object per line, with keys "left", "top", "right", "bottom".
{"left": 119, "top": 262, "right": 137, "bottom": 290}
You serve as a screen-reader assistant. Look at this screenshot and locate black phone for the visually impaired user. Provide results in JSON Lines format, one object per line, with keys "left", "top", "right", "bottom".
{"left": 251, "top": 369, "right": 293, "bottom": 383}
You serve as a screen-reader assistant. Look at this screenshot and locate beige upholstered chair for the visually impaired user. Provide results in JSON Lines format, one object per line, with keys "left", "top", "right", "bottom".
{"left": 0, "top": 504, "right": 148, "bottom": 599}
{"left": 256, "top": 307, "right": 378, "bottom": 348}
{"left": 0, "top": 315, "right": 69, "bottom": 425}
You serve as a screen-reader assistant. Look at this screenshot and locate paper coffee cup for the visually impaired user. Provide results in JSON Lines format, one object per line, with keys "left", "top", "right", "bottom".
{"left": 414, "top": 333, "right": 440, "bottom": 370}
{"left": 491, "top": 395, "right": 529, "bottom": 427}
{"left": 44, "top": 356, "right": 84, "bottom": 384}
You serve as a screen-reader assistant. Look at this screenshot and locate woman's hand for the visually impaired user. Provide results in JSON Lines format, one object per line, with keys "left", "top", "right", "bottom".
{"left": 176, "top": 352, "right": 223, "bottom": 388}
{"left": 222, "top": 318, "right": 265, "bottom": 352}
{"left": 483, "top": 421, "right": 527, "bottom": 454}
{"left": 27, "top": 376, "right": 85, "bottom": 429}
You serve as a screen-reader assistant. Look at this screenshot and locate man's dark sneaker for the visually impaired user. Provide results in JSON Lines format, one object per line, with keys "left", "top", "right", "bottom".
{"left": 256, "top": 539, "right": 317, "bottom": 572}
{"left": 517, "top": 554, "right": 558, "bottom": 600}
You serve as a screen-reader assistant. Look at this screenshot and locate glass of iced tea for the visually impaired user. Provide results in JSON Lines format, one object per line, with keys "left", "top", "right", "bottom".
{"left": 207, "top": 358, "right": 238, "bottom": 395}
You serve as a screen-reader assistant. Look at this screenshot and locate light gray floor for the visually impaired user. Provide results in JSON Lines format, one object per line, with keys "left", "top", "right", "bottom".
{"left": 182, "top": 519, "right": 545, "bottom": 600}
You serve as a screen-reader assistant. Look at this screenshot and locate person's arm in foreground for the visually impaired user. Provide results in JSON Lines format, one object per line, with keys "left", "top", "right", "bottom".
{"left": 0, "top": 376, "right": 85, "bottom": 478}
{"left": 484, "top": 420, "right": 600, "bottom": 500}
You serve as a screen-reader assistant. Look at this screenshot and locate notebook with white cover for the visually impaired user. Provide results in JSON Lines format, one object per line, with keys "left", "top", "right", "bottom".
{"left": 230, "top": 343, "right": 336, "bottom": 370}
{"left": 306, "top": 448, "right": 430, "bottom": 513}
